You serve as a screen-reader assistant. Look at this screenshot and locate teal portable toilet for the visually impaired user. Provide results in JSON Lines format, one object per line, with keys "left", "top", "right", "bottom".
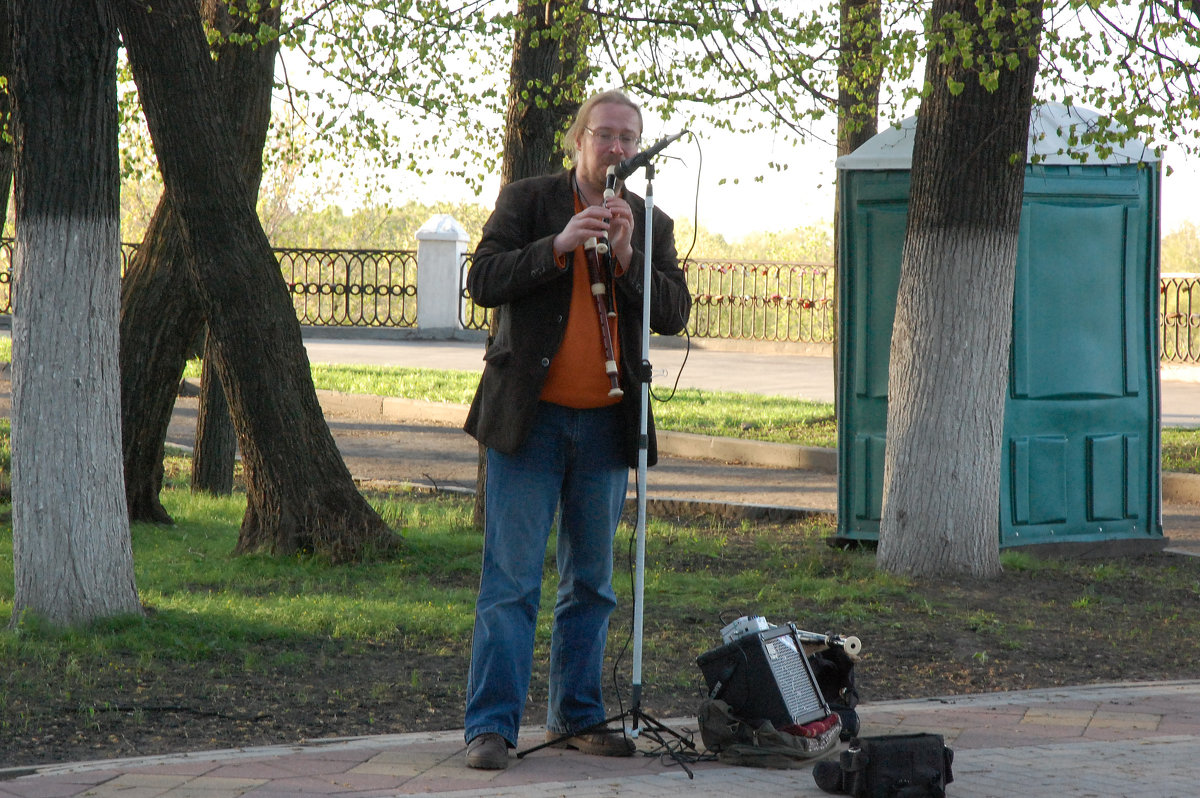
{"left": 835, "top": 103, "right": 1163, "bottom": 552}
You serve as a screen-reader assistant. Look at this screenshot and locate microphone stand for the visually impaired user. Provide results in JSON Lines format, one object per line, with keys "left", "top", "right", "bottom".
{"left": 632, "top": 164, "right": 662, "bottom": 728}
{"left": 519, "top": 163, "right": 697, "bottom": 774}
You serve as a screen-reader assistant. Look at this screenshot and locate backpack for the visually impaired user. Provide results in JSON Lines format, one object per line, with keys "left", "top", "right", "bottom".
{"left": 698, "top": 697, "right": 842, "bottom": 769}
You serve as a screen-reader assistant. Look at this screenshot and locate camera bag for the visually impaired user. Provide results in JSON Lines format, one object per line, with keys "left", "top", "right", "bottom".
{"left": 813, "top": 732, "right": 954, "bottom": 798}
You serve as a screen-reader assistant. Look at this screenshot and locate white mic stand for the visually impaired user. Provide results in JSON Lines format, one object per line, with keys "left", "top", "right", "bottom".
{"left": 613, "top": 161, "right": 697, "bottom": 767}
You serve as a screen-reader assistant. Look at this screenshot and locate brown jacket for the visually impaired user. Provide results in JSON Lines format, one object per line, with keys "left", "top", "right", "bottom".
{"left": 463, "top": 170, "right": 692, "bottom": 467}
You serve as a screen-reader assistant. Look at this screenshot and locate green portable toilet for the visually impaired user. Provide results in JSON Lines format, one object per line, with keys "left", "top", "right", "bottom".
{"left": 835, "top": 103, "right": 1163, "bottom": 552}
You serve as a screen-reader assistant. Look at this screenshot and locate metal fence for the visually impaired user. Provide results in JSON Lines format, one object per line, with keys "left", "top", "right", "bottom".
{"left": 686, "top": 258, "right": 835, "bottom": 343}
{"left": 1161, "top": 274, "right": 1200, "bottom": 364}
{"left": 458, "top": 255, "right": 838, "bottom": 344}
{"left": 459, "top": 252, "right": 489, "bottom": 332}
{"left": 276, "top": 247, "right": 417, "bottom": 327}
{"left": 0, "top": 239, "right": 420, "bottom": 328}
{"left": 3, "top": 236, "right": 1199, "bottom": 365}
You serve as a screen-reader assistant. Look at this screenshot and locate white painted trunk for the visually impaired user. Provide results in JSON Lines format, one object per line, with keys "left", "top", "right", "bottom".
{"left": 872, "top": 0, "right": 1040, "bottom": 579}
{"left": 11, "top": 215, "right": 140, "bottom": 625}
{"left": 877, "top": 226, "right": 1015, "bottom": 578}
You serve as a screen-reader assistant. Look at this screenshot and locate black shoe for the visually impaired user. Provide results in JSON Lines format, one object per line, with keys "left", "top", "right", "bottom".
{"left": 466, "top": 733, "right": 510, "bottom": 770}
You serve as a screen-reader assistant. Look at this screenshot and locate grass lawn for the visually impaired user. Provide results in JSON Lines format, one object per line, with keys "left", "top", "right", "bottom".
{"left": 3, "top": 463, "right": 1200, "bottom": 768}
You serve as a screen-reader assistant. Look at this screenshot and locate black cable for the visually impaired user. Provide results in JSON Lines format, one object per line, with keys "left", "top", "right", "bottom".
{"left": 650, "top": 133, "right": 702, "bottom": 406}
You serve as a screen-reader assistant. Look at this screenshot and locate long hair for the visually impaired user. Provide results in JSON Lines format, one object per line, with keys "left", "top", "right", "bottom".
{"left": 563, "top": 89, "right": 643, "bottom": 166}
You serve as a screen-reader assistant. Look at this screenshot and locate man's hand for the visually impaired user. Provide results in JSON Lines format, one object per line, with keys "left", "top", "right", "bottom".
{"left": 554, "top": 199, "right": 635, "bottom": 267}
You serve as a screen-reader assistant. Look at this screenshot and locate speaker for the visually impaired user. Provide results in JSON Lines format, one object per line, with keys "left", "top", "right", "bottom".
{"left": 697, "top": 624, "right": 831, "bottom": 730}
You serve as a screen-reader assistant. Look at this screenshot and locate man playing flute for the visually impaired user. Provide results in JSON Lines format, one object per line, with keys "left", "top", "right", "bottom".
{"left": 461, "top": 88, "right": 692, "bottom": 770}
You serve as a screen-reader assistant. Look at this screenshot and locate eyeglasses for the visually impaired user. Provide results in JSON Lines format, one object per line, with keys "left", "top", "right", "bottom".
{"left": 585, "top": 128, "right": 641, "bottom": 149}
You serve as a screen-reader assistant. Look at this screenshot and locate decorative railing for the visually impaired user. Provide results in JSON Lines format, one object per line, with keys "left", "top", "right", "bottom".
{"left": 0, "top": 239, "right": 419, "bottom": 329}
{"left": 276, "top": 247, "right": 417, "bottom": 327}
{"left": 457, "top": 255, "right": 838, "bottom": 344}
{"left": 459, "top": 252, "right": 490, "bottom": 332}
{"left": 1160, "top": 274, "right": 1200, "bottom": 364}
{"left": 685, "top": 258, "right": 835, "bottom": 343}
{"left": 2, "top": 234, "right": 1197, "bottom": 364}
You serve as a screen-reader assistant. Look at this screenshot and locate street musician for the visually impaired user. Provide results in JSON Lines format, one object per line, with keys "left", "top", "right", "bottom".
{"left": 461, "top": 89, "right": 691, "bottom": 770}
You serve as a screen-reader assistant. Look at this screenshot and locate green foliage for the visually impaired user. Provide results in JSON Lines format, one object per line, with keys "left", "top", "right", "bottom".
{"left": 126, "top": 188, "right": 830, "bottom": 257}
{"left": 120, "top": 176, "right": 162, "bottom": 244}
{"left": 111, "top": 1, "right": 1200, "bottom": 244}
{"left": 265, "top": 201, "right": 492, "bottom": 250}
{"left": 1163, "top": 221, "right": 1200, "bottom": 273}
{"left": 1161, "top": 427, "right": 1200, "bottom": 474}
{"left": 886, "top": 0, "right": 1200, "bottom": 167}
{"left": 676, "top": 219, "right": 834, "bottom": 264}
{"left": 1035, "top": 2, "right": 1200, "bottom": 159}
{"left": 262, "top": 1, "right": 854, "bottom": 198}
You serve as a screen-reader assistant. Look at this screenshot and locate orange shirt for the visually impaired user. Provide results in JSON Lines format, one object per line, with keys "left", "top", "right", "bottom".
{"left": 540, "top": 214, "right": 623, "bottom": 408}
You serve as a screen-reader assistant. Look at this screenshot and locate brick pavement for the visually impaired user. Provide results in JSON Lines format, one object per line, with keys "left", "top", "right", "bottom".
{"left": 3, "top": 681, "right": 1199, "bottom": 797}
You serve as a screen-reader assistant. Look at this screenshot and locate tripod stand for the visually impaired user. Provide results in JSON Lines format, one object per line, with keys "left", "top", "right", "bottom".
{"left": 519, "top": 160, "right": 698, "bottom": 774}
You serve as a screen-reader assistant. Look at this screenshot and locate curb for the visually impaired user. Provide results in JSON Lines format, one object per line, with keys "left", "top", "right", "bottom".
{"left": 195, "top": 381, "right": 1196, "bottom": 504}
{"left": 657, "top": 430, "right": 837, "bottom": 473}
{"left": 1163, "top": 471, "right": 1200, "bottom": 504}
{"left": 304, "top": 387, "right": 838, "bottom": 473}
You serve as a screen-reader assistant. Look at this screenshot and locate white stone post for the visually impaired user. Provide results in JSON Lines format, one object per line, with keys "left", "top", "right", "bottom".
{"left": 416, "top": 214, "right": 470, "bottom": 338}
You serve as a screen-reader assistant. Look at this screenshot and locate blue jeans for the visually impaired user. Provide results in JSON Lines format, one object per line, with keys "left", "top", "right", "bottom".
{"left": 464, "top": 402, "right": 629, "bottom": 746}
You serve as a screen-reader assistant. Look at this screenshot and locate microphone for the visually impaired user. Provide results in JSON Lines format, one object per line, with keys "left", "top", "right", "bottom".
{"left": 611, "top": 130, "right": 687, "bottom": 180}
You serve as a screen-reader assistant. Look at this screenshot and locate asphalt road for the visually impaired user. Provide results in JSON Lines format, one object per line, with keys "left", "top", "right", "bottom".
{"left": 300, "top": 333, "right": 1200, "bottom": 427}
{"left": 165, "top": 395, "right": 839, "bottom": 518}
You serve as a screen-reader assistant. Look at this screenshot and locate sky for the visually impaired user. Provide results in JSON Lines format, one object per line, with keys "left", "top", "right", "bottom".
{"left": 375, "top": 118, "right": 1199, "bottom": 243}
{"left": 278, "top": 1, "right": 1199, "bottom": 244}
{"left": 639, "top": 126, "right": 1200, "bottom": 240}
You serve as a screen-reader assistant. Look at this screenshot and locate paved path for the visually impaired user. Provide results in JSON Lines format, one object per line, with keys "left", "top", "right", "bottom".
{"left": 288, "top": 334, "right": 1200, "bottom": 552}
{"left": 4, "top": 681, "right": 1199, "bottom": 796}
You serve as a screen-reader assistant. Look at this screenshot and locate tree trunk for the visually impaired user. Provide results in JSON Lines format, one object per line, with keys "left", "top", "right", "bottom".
{"left": 187, "top": 0, "right": 268, "bottom": 493}
{"left": 499, "top": 0, "right": 590, "bottom": 185}
{"left": 833, "top": 0, "right": 881, "bottom": 408}
{"left": 473, "top": 0, "right": 590, "bottom": 529}
{"left": 836, "top": 0, "right": 880, "bottom": 158}
{"left": 0, "top": 0, "right": 14, "bottom": 226}
{"left": 120, "top": 194, "right": 204, "bottom": 523}
{"left": 119, "top": 0, "right": 275, "bottom": 522}
{"left": 877, "top": 0, "right": 1043, "bottom": 578}
{"left": 113, "top": 0, "right": 398, "bottom": 562}
{"left": 10, "top": 0, "right": 141, "bottom": 626}
{"left": 192, "top": 329, "right": 236, "bottom": 495}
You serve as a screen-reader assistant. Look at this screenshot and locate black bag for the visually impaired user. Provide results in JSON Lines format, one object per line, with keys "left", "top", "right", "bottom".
{"left": 813, "top": 733, "right": 954, "bottom": 798}
{"left": 807, "top": 645, "right": 861, "bottom": 740}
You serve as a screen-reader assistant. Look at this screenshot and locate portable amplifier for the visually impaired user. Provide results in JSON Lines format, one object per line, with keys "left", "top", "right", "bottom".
{"left": 696, "top": 624, "right": 830, "bottom": 729}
